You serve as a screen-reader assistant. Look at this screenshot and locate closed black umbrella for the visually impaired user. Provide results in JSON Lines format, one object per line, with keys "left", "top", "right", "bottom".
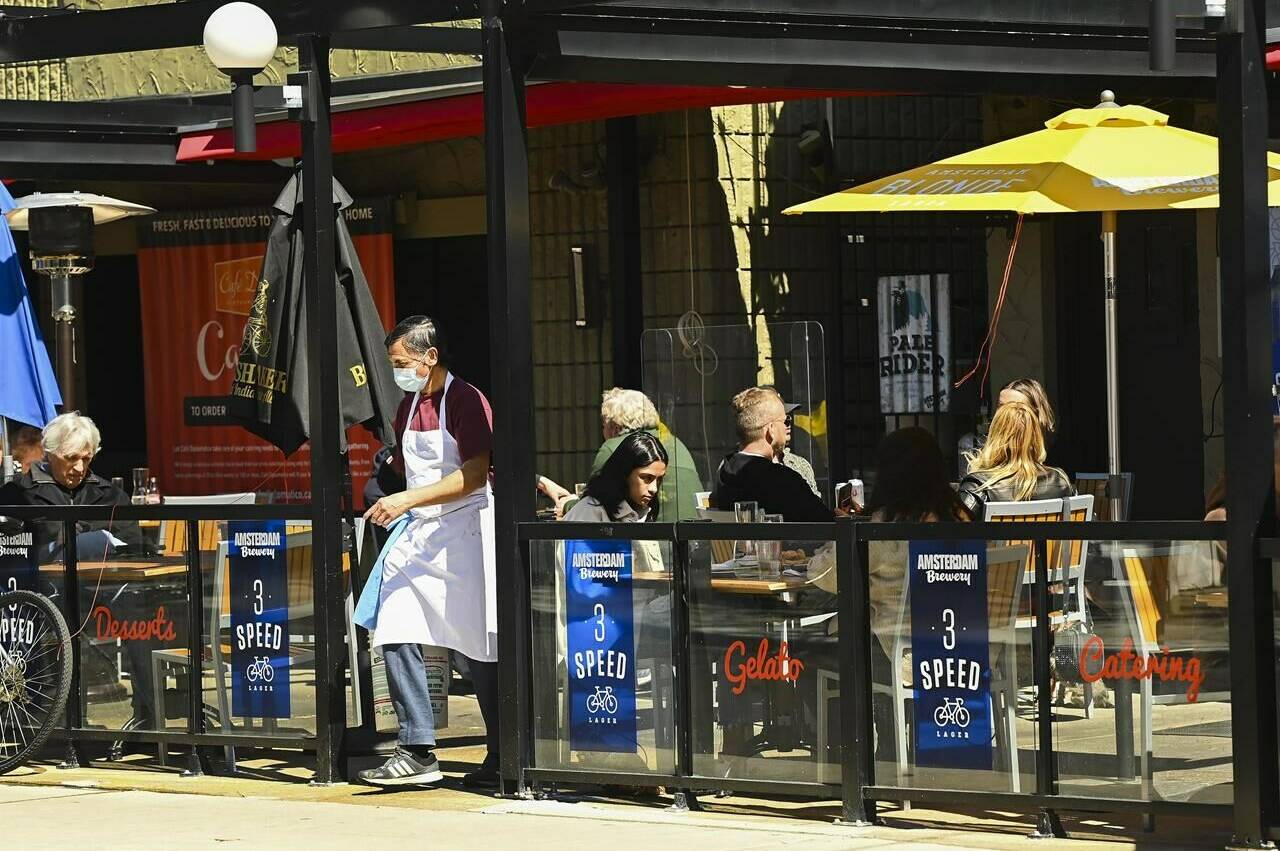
{"left": 229, "top": 173, "right": 398, "bottom": 455}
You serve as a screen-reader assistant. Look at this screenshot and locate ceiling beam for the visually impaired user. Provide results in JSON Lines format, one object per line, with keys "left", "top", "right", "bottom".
{"left": 0, "top": 0, "right": 479, "bottom": 64}
{"left": 329, "top": 24, "right": 481, "bottom": 54}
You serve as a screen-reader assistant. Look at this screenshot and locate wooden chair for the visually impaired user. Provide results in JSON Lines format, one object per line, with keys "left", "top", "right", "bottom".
{"left": 1117, "top": 546, "right": 1228, "bottom": 797}
{"left": 159, "top": 494, "right": 256, "bottom": 556}
{"left": 1074, "top": 473, "right": 1133, "bottom": 522}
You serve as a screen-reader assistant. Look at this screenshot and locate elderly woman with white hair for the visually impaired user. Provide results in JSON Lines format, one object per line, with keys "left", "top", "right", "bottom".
{"left": 0, "top": 412, "right": 143, "bottom": 561}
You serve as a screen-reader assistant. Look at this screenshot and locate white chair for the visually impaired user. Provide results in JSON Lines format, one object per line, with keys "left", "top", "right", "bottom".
{"left": 987, "top": 496, "right": 1095, "bottom": 717}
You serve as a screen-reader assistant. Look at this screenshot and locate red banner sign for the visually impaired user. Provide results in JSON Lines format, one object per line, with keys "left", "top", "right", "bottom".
{"left": 137, "top": 201, "right": 395, "bottom": 502}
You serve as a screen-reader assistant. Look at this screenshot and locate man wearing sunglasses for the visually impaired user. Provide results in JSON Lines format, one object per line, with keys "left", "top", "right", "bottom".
{"left": 711, "top": 387, "right": 835, "bottom": 522}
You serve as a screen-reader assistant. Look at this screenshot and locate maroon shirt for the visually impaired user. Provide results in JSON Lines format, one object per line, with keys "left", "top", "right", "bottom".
{"left": 390, "top": 375, "right": 494, "bottom": 481}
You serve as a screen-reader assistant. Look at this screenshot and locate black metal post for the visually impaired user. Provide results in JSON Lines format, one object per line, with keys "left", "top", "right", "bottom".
{"left": 669, "top": 534, "right": 697, "bottom": 811}
{"left": 182, "top": 519, "right": 208, "bottom": 777}
{"left": 1217, "top": 0, "right": 1280, "bottom": 845}
{"left": 483, "top": 0, "right": 536, "bottom": 795}
{"left": 839, "top": 521, "right": 876, "bottom": 825}
{"left": 57, "top": 518, "right": 81, "bottom": 769}
{"left": 296, "top": 34, "right": 347, "bottom": 786}
{"left": 1029, "top": 539, "right": 1064, "bottom": 839}
{"left": 606, "top": 116, "right": 644, "bottom": 390}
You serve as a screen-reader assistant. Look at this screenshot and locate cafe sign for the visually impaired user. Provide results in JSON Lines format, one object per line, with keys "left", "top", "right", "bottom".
{"left": 878, "top": 274, "right": 951, "bottom": 414}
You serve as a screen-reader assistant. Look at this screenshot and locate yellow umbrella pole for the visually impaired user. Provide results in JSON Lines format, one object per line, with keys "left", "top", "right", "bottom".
{"left": 1101, "top": 210, "right": 1124, "bottom": 520}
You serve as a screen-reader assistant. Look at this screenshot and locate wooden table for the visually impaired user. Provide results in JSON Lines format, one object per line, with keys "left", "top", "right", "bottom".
{"left": 39, "top": 559, "right": 189, "bottom": 581}
{"left": 634, "top": 569, "right": 813, "bottom": 597}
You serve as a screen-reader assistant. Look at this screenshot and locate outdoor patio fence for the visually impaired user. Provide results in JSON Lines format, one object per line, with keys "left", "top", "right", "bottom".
{"left": 516, "top": 518, "right": 1236, "bottom": 832}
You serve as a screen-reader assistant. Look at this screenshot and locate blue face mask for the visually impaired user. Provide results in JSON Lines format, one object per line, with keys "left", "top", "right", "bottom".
{"left": 393, "top": 366, "right": 429, "bottom": 393}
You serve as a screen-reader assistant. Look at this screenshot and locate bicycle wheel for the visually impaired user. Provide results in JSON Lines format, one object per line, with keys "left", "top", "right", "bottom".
{"left": 0, "top": 590, "right": 73, "bottom": 775}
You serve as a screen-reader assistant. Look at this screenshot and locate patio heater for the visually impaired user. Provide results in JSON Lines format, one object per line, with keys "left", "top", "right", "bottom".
{"left": 5, "top": 192, "right": 156, "bottom": 410}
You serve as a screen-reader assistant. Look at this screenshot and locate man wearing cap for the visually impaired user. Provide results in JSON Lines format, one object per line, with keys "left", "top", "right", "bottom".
{"left": 711, "top": 386, "right": 834, "bottom": 522}
{"left": 774, "top": 396, "right": 819, "bottom": 498}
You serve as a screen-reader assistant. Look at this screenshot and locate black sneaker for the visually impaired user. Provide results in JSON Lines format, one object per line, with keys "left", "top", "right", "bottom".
{"left": 357, "top": 747, "right": 444, "bottom": 787}
{"left": 462, "top": 753, "right": 501, "bottom": 790}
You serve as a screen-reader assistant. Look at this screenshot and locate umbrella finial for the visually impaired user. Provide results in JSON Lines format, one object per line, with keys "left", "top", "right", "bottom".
{"left": 1097, "top": 90, "right": 1118, "bottom": 108}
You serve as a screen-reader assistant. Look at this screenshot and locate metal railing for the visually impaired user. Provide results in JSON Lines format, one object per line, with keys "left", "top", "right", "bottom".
{"left": 0, "top": 503, "right": 325, "bottom": 774}
{"left": 515, "top": 518, "right": 1233, "bottom": 834}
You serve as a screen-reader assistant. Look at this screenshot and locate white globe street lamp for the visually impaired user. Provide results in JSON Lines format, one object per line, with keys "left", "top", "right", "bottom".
{"left": 203, "top": 2, "right": 279, "bottom": 153}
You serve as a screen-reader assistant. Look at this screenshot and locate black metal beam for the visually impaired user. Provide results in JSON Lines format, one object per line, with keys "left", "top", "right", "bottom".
{"left": 1217, "top": 0, "right": 1280, "bottom": 845}
{"left": 522, "top": 0, "right": 1251, "bottom": 29}
{"left": 529, "top": 17, "right": 1219, "bottom": 97}
{"left": 0, "top": 98, "right": 225, "bottom": 130}
{"left": 0, "top": 0, "right": 480, "bottom": 64}
{"left": 330, "top": 24, "right": 481, "bottom": 53}
{"left": 296, "top": 35, "right": 348, "bottom": 786}
{"left": 606, "top": 116, "right": 643, "bottom": 390}
{"left": 484, "top": 0, "right": 536, "bottom": 795}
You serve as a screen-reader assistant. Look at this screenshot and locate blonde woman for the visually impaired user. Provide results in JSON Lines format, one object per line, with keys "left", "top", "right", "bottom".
{"left": 957, "top": 400, "right": 1072, "bottom": 518}
{"left": 998, "top": 377, "right": 1056, "bottom": 447}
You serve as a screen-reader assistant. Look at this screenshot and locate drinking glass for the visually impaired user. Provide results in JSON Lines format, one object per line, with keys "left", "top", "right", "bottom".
{"left": 733, "top": 501, "right": 759, "bottom": 561}
{"left": 758, "top": 513, "right": 783, "bottom": 577}
{"left": 574, "top": 483, "right": 587, "bottom": 499}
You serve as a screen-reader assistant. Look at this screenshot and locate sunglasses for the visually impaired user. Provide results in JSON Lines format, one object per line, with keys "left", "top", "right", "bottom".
{"left": 784, "top": 413, "right": 794, "bottom": 428}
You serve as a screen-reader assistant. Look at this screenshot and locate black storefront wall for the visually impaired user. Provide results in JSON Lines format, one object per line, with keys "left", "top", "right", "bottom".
{"left": 1054, "top": 211, "right": 1206, "bottom": 520}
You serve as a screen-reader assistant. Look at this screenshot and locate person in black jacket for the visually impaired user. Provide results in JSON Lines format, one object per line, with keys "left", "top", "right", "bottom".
{"left": 711, "top": 387, "right": 836, "bottom": 523}
{"left": 0, "top": 413, "right": 143, "bottom": 561}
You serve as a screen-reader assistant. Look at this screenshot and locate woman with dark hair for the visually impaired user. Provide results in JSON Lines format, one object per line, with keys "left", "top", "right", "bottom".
{"left": 564, "top": 430, "right": 669, "bottom": 522}
{"left": 866, "top": 426, "right": 971, "bottom": 523}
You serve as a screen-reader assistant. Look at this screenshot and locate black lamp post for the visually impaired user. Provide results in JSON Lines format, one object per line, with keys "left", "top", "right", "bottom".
{"left": 5, "top": 192, "right": 155, "bottom": 411}
{"left": 203, "top": 1, "right": 279, "bottom": 154}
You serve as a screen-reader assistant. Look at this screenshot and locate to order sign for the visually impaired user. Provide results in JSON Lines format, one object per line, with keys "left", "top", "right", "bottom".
{"left": 565, "top": 539, "right": 637, "bottom": 753}
{"left": 229, "top": 520, "right": 291, "bottom": 719}
{"left": 909, "top": 540, "right": 992, "bottom": 770}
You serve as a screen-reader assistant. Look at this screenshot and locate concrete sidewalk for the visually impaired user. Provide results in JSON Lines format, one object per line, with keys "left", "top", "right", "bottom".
{"left": 0, "top": 763, "right": 1224, "bottom": 850}
{"left": 0, "top": 783, "right": 1129, "bottom": 851}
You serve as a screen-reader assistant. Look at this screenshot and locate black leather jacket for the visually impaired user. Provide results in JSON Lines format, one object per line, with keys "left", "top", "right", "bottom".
{"left": 957, "top": 466, "right": 1074, "bottom": 519}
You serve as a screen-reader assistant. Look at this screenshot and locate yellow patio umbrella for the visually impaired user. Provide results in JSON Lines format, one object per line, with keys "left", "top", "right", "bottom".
{"left": 785, "top": 91, "right": 1280, "bottom": 518}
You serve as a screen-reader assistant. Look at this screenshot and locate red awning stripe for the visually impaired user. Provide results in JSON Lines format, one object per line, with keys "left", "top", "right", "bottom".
{"left": 176, "top": 82, "right": 874, "bottom": 162}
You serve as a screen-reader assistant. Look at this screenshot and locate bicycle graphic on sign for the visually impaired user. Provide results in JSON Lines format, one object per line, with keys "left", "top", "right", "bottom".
{"left": 246, "top": 655, "right": 275, "bottom": 683}
{"left": 585, "top": 685, "right": 618, "bottom": 715}
{"left": 933, "top": 697, "right": 970, "bottom": 728}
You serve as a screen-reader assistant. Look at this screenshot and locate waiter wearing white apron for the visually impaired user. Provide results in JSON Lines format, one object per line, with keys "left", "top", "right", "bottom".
{"left": 357, "top": 315, "right": 500, "bottom": 788}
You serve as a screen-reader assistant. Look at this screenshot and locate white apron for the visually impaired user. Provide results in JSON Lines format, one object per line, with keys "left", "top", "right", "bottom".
{"left": 372, "top": 372, "right": 498, "bottom": 662}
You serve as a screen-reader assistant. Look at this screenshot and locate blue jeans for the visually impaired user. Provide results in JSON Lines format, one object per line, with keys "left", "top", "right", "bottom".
{"left": 383, "top": 642, "right": 499, "bottom": 757}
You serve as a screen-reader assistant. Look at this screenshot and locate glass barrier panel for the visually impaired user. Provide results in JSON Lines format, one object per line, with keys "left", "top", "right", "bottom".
{"left": 642, "top": 321, "right": 830, "bottom": 520}
{"left": 688, "top": 535, "right": 841, "bottom": 785}
{"left": 529, "top": 538, "right": 677, "bottom": 775}
{"left": 151, "top": 519, "right": 351, "bottom": 741}
{"left": 67, "top": 515, "right": 191, "bottom": 739}
{"left": 1052, "top": 539, "right": 1231, "bottom": 804}
{"left": 867, "top": 539, "right": 1037, "bottom": 793}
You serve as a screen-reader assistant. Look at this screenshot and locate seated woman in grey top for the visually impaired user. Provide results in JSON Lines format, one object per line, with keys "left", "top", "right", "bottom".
{"left": 957, "top": 400, "right": 1073, "bottom": 519}
{"left": 564, "top": 430, "right": 669, "bottom": 523}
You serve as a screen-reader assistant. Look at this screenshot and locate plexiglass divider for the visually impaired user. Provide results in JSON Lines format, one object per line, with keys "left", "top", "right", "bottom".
{"left": 641, "top": 321, "right": 830, "bottom": 519}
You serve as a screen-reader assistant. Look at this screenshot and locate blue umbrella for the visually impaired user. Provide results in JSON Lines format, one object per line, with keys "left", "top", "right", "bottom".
{"left": 0, "top": 181, "right": 61, "bottom": 430}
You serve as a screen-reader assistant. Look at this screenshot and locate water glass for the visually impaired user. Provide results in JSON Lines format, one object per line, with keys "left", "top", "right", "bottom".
{"left": 733, "top": 501, "right": 759, "bottom": 559}
{"left": 758, "top": 513, "right": 783, "bottom": 577}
